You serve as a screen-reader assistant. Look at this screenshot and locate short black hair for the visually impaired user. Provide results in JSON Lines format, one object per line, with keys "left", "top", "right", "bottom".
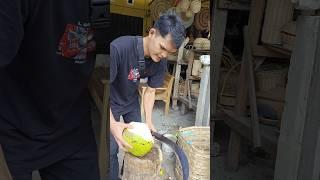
{"left": 153, "top": 10, "right": 186, "bottom": 49}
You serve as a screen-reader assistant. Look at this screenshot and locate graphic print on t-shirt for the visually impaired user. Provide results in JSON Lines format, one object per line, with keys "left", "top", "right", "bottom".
{"left": 128, "top": 67, "right": 140, "bottom": 82}
{"left": 57, "top": 22, "right": 95, "bottom": 63}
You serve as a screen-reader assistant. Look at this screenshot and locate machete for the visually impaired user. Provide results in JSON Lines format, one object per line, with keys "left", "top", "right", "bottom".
{"left": 151, "top": 131, "right": 189, "bottom": 180}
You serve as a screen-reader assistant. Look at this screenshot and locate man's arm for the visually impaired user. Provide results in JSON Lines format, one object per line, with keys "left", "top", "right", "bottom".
{"left": 109, "top": 108, "right": 133, "bottom": 150}
{"left": 143, "top": 86, "right": 157, "bottom": 132}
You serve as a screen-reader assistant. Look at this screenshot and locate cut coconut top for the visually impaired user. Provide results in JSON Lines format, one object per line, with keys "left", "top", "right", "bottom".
{"left": 127, "top": 122, "right": 154, "bottom": 142}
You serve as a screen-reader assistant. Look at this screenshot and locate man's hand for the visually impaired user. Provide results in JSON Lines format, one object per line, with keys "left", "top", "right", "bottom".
{"left": 147, "top": 122, "right": 157, "bottom": 132}
{"left": 110, "top": 120, "right": 133, "bottom": 151}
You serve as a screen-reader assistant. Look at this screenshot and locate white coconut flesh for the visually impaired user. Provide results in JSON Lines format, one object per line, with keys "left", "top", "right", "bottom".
{"left": 126, "top": 122, "right": 154, "bottom": 142}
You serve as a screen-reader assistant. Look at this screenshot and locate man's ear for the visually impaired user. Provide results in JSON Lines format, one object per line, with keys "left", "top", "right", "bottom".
{"left": 148, "top": 28, "right": 156, "bottom": 37}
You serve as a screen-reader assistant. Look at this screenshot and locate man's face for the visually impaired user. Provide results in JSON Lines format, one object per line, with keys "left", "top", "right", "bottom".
{"left": 148, "top": 29, "right": 177, "bottom": 62}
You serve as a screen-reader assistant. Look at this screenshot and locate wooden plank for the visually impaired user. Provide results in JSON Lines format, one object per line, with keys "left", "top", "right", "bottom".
{"left": 223, "top": 109, "right": 278, "bottom": 153}
{"left": 88, "top": 67, "right": 108, "bottom": 179}
{"left": 0, "top": 146, "right": 12, "bottom": 180}
{"left": 225, "top": 41, "right": 249, "bottom": 171}
{"left": 244, "top": 26, "right": 261, "bottom": 148}
{"left": 261, "top": 0, "right": 294, "bottom": 45}
{"left": 280, "top": 21, "right": 297, "bottom": 52}
{"left": 226, "top": 131, "right": 241, "bottom": 171}
{"left": 172, "top": 38, "right": 189, "bottom": 110}
{"left": 181, "top": 50, "right": 195, "bottom": 114}
{"left": 211, "top": 3, "right": 228, "bottom": 118}
{"left": 274, "top": 16, "right": 320, "bottom": 180}
{"left": 291, "top": 0, "right": 320, "bottom": 10}
{"left": 217, "top": 0, "right": 250, "bottom": 10}
{"left": 178, "top": 96, "right": 197, "bottom": 110}
{"left": 247, "top": 0, "right": 287, "bottom": 58}
{"left": 99, "top": 80, "right": 108, "bottom": 179}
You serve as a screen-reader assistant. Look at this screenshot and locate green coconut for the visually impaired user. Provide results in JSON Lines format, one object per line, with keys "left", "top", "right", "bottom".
{"left": 122, "top": 122, "right": 154, "bottom": 157}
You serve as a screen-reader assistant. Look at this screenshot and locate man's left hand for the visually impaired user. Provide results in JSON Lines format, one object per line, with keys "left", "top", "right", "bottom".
{"left": 147, "top": 122, "right": 157, "bottom": 132}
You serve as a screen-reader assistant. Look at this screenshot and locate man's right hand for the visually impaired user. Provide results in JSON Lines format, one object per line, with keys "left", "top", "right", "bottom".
{"left": 110, "top": 120, "right": 133, "bottom": 151}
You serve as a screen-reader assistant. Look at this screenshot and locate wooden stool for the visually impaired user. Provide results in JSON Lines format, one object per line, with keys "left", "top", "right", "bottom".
{"left": 139, "top": 73, "right": 174, "bottom": 117}
{"left": 122, "top": 145, "right": 162, "bottom": 180}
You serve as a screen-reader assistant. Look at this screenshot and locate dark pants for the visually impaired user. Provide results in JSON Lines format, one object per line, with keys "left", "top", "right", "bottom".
{"left": 109, "top": 108, "right": 141, "bottom": 180}
{"left": 6, "top": 136, "right": 100, "bottom": 180}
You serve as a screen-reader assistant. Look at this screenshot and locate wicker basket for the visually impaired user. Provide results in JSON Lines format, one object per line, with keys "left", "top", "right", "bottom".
{"left": 149, "top": 0, "right": 173, "bottom": 20}
{"left": 175, "top": 126, "right": 210, "bottom": 180}
{"left": 255, "top": 68, "right": 288, "bottom": 92}
{"left": 194, "top": 6, "right": 210, "bottom": 31}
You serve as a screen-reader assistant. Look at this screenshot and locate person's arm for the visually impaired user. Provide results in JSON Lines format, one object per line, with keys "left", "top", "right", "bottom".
{"left": 143, "top": 61, "right": 167, "bottom": 132}
{"left": 109, "top": 43, "right": 133, "bottom": 150}
{"left": 143, "top": 86, "right": 156, "bottom": 132}
{"left": 109, "top": 108, "right": 132, "bottom": 150}
{"left": 0, "top": 0, "right": 24, "bottom": 68}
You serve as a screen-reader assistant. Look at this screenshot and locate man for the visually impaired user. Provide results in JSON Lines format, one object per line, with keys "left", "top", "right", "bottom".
{"left": 0, "top": 0, "right": 100, "bottom": 179}
{"left": 109, "top": 11, "right": 185, "bottom": 179}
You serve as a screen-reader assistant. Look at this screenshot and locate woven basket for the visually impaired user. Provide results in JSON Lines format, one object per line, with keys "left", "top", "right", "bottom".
{"left": 194, "top": 5, "right": 210, "bottom": 31}
{"left": 180, "top": 0, "right": 191, "bottom": 12}
{"left": 150, "top": 0, "right": 173, "bottom": 20}
{"left": 201, "top": 0, "right": 210, "bottom": 8}
{"left": 193, "top": 38, "right": 210, "bottom": 50}
{"left": 175, "top": 126, "right": 210, "bottom": 180}
{"left": 255, "top": 68, "right": 288, "bottom": 92}
{"left": 190, "top": 0, "right": 201, "bottom": 13}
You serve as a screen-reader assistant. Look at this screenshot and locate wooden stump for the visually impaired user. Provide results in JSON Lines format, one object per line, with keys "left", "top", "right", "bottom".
{"left": 122, "top": 146, "right": 162, "bottom": 180}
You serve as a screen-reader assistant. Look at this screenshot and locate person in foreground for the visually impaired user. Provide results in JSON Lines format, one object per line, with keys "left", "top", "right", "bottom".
{"left": 0, "top": 0, "right": 100, "bottom": 179}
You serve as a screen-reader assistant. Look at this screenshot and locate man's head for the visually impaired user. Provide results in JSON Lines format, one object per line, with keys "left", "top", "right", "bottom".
{"left": 146, "top": 11, "right": 185, "bottom": 62}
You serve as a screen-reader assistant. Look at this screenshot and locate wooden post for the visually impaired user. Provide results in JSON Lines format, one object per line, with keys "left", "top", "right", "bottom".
{"left": 211, "top": 2, "right": 228, "bottom": 121}
{"left": 100, "top": 79, "right": 108, "bottom": 179}
{"left": 88, "top": 67, "right": 108, "bottom": 179}
{"left": 291, "top": 0, "right": 320, "bottom": 10}
{"left": 274, "top": 16, "right": 320, "bottom": 180}
{"left": 181, "top": 51, "right": 195, "bottom": 114}
{"left": 243, "top": 26, "right": 261, "bottom": 148}
{"left": 225, "top": 49, "right": 248, "bottom": 171}
{"left": 172, "top": 38, "right": 189, "bottom": 110}
{"left": 247, "top": 0, "right": 286, "bottom": 58}
{"left": 196, "top": 61, "right": 210, "bottom": 126}
{"left": 261, "top": 0, "right": 294, "bottom": 45}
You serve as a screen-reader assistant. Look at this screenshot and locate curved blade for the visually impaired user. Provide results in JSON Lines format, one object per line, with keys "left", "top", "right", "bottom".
{"left": 151, "top": 131, "right": 189, "bottom": 180}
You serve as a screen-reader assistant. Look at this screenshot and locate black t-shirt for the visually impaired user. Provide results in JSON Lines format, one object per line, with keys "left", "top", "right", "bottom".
{"left": 0, "top": 0, "right": 96, "bottom": 168}
{"left": 110, "top": 36, "right": 167, "bottom": 116}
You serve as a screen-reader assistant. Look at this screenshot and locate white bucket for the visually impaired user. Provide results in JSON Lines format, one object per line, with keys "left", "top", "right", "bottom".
{"left": 161, "top": 134, "right": 177, "bottom": 158}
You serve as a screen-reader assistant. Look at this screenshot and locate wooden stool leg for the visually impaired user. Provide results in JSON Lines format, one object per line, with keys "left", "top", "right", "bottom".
{"left": 164, "top": 100, "right": 170, "bottom": 116}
